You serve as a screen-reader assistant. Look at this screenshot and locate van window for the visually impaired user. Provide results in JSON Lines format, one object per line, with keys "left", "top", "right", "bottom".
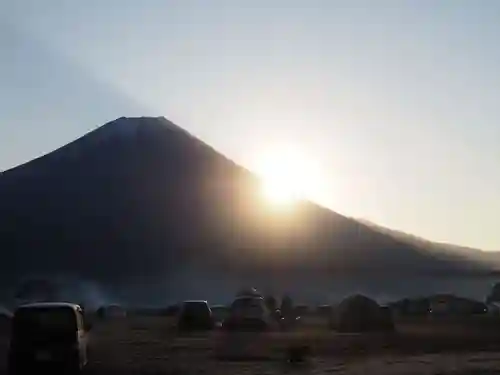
{"left": 13, "top": 307, "right": 77, "bottom": 334}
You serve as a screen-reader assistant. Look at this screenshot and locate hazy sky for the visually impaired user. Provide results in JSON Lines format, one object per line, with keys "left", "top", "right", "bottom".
{"left": 2, "top": 1, "right": 500, "bottom": 250}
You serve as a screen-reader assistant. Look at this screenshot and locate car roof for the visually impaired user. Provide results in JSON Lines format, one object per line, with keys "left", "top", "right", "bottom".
{"left": 16, "top": 302, "right": 81, "bottom": 311}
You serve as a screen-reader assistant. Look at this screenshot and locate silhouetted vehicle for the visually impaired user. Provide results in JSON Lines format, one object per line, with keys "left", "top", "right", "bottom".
{"left": 176, "top": 300, "right": 214, "bottom": 332}
{"left": 223, "top": 296, "right": 277, "bottom": 331}
{"left": 8, "top": 302, "right": 90, "bottom": 375}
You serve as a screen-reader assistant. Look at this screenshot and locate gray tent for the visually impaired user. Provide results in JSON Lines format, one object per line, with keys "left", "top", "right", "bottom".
{"left": 334, "top": 295, "right": 394, "bottom": 333}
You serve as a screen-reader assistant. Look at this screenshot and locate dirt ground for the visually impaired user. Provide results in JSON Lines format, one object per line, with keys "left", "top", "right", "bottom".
{"left": 3, "top": 316, "right": 500, "bottom": 374}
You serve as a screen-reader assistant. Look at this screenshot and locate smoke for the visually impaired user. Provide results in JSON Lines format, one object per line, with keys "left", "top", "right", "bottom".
{"left": 57, "top": 278, "right": 116, "bottom": 309}
{"left": 4, "top": 271, "right": 493, "bottom": 310}
{"left": 9, "top": 274, "right": 119, "bottom": 310}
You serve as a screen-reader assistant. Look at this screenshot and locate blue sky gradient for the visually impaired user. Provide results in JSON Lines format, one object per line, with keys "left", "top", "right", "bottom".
{"left": 2, "top": 1, "right": 500, "bottom": 249}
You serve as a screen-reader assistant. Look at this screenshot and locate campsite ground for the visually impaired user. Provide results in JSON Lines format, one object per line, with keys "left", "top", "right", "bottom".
{"left": 2, "top": 316, "right": 500, "bottom": 374}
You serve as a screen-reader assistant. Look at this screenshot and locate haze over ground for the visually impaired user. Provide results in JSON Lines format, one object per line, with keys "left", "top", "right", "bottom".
{"left": 2, "top": 1, "right": 500, "bottom": 250}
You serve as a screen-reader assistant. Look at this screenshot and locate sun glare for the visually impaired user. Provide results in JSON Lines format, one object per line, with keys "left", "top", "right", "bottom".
{"left": 255, "top": 146, "right": 320, "bottom": 207}
{"left": 261, "top": 173, "right": 302, "bottom": 205}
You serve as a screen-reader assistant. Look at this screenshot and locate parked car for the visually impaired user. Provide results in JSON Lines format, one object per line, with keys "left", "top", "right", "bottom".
{"left": 8, "top": 302, "right": 90, "bottom": 374}
{"left": 176, "top": 300, "right": 214, "bottom": 332}
{"left": 223, "top": 295, "right": 278, "bottom": 331}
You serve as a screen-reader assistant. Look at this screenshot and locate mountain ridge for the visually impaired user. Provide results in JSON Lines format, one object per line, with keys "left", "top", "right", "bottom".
{"left": 357, "top": 218, "right": 500, "bottom": 268}
{"left": 1, "top": 117, "right": 198, "bottom": 177}
{"left": 0, "top": 116, "right": 497, "bottom": 305}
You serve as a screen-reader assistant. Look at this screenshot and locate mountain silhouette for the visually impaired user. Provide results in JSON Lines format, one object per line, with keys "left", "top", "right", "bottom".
{"left": 357, "top": 219, "right": 500, "bottom": 269}
{"left": 0, "top": 117, "right": 497, "bottom": 305}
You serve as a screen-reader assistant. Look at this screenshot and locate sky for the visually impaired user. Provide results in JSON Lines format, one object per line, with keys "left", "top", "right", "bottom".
{"left": 1, "top": 0, "right": 500, "bottom": 250}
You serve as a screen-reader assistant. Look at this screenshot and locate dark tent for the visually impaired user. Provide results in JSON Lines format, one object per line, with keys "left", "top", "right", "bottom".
{"left": 235, "top": 287, "right": 262, "bottom": 298}
{"left": 334, "top": 294, "right": 394, "bottom": 333}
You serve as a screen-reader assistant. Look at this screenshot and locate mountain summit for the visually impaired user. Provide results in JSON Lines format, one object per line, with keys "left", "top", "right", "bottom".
{"left": 0, "top": 117, "right": 495, "bottom": 304}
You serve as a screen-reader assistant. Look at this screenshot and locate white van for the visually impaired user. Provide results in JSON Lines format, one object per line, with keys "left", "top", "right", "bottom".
{"left": 8, "top": 302, "right": 90, "bottom": 374}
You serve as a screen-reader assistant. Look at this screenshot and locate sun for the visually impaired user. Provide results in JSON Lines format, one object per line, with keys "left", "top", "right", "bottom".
{"left": 261, "top": 173, "right": 302, "bottom": 205}
{"left": 255, "top": 146, "right": 319, "bottom": 206}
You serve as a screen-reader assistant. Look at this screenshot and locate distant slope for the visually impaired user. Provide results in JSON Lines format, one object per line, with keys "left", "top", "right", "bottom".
{"left": 357, "top": 219, "right": 500, "bottom": 269}
{"left": 0, "top": 117, "right": 496, "bottom": 304}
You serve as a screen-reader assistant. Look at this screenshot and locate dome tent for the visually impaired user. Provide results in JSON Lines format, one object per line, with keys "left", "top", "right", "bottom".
{"left": 235, "top": 287, "right": 262, "bottom": 298}
{"left": 334, "top": 294, "right": 394, "bottom": 333}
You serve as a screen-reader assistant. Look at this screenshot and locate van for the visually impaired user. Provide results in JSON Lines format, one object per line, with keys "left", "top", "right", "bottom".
{"left": 8, "top": 302, "right": 90, "bottom": 374}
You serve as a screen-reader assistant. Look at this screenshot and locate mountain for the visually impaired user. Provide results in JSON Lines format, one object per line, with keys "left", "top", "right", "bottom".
{"left": 357, "top": 219, "right": 500, "bottom": 269}
{"left": 0, "top": 117, "right": 498, "bottom": 306}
